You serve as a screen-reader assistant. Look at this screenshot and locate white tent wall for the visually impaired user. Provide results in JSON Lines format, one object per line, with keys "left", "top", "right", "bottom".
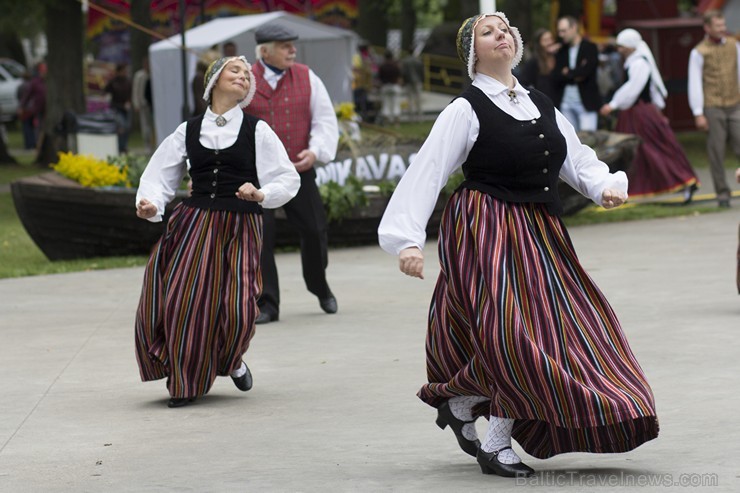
{"left": 149, "top": 12, "right": 356, "bottom": 145}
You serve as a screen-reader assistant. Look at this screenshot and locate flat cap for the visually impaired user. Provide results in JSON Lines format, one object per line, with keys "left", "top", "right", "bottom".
{"left": 255, "top": 24, "right": 299, "bottom": 44}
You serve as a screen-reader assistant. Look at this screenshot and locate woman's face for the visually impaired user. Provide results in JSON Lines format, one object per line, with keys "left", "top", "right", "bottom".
{"left": 214, "top": 59, "right": 250, "bottom": 101}
{"left": 616, "top": 45, "right": 634, "bottom": 58}
{"left": 474, "top": 16, "right": 515, "bottom": 70}
{"left": 539, "top": 31, "right": 554, "bottom": 50}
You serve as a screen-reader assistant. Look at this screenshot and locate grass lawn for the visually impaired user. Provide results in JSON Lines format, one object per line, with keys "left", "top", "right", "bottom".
{"left": 0, "top": 123, "right": 734, "bottom": 279}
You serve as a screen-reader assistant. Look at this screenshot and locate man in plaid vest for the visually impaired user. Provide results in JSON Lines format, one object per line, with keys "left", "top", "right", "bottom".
{"left": 688, "top": 10, "right": 740, "bottom": 208}
{"left": 245, "top": 23, "right": 339, "bottom": 323}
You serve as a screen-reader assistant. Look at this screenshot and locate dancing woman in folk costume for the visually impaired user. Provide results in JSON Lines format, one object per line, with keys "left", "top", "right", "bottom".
{"left": 600, "top": 29, "right": 700, "bottom": 202}
{"left": 134, "top": 56, "right": 299, "bottom": 408}
{"left": 378, "top": 13, "right": 659, "bottom": 477}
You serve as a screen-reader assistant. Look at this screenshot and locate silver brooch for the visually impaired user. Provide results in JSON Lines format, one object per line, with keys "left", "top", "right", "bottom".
{"left": 507, "top": 90, "right": 519, "bottom": 105}
{"left": 215, "top": 115, "right": 227, "bottom": 127}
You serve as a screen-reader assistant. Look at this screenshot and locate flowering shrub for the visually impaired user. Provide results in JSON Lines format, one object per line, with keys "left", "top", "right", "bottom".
{"left": 52, "top": 152, "right": 130, "bottom": 188}
{"left": 108, "top": 154, "right": 149, "bottom": 188}
{"left": 334, "top": 102, "right": 357, "bottom": 121}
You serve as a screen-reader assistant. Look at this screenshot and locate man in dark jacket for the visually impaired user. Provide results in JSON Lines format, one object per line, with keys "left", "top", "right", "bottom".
{"left": 553, "top": 16, "right": 601, "bottom": 131}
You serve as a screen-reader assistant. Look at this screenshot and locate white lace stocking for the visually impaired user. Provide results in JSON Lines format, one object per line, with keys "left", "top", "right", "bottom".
{"left": 481, "top": 416, "right": 522, "bottom": 464}
{"left": 448, "top": 396, "right": 488, "bottom": 441}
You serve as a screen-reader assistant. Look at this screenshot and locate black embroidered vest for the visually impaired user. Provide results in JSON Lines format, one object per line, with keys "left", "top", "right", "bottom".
{"left": 459, "top": 85, "right": 568, "bottom": 215}
{"left": 182, "top": 114, "right": 262, "bottom": 214}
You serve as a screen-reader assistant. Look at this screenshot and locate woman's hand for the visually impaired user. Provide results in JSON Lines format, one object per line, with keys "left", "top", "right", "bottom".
{"left": 601, "top": 188, "right": 627, "bottom": 209}
{"left": 136, "top": 199, "right": 157, "bottom": 219}
{"left": 599, "top": 104, "right": 613, "bottom": 117}
{"left": 399, "top": 247, "right": 424, "bottom": 279}
{"left": 236, "top": 182, "right": 264, "bottom": 202}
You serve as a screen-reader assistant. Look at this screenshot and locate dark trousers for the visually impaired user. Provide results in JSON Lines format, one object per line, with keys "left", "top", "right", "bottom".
{"left": 21, "top": 118, "right": 36, "bottom": 149}
{"left": 259, "top": 171, "right": 331, "bottom": 316}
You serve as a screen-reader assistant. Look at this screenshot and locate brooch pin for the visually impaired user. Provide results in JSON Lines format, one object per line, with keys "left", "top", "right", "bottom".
{"left": 215, "top": 115, "right": 227, "bottom": 127}
{"left": 507, "top": 90, "right": 519, "bottom": 105}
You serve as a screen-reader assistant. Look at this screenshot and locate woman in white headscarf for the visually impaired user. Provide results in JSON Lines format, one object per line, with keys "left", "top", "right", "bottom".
{"left": 379, "top": 13, "right": 658, "bottom": 479}
{"left": 600, "top": 28, "right": 699, "bottom": 202}
{"left": 133, "top": 56, "right": 299, "bottom": 408}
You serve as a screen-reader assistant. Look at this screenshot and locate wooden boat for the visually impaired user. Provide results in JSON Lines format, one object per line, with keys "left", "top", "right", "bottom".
{"left": 10, "top": 172, "right": 179, "bottom": 260}
{"left": 10, "top": 172, "right": 442, "bottom": 260}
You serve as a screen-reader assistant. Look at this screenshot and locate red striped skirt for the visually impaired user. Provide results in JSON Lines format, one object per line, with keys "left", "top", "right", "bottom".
{"left": 616, "top": 100, "right": 699, "bottom": 198}
{"left": 134, "top": 203, "right": 262, "bottom": 399}
{"left": 420, "top": 189, "right": 659, "bottom": 458}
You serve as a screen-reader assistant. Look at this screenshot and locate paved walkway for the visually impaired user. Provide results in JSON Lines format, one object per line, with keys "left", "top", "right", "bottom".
{"left": 1, "top": 188, "right": 739, "bottom": 491}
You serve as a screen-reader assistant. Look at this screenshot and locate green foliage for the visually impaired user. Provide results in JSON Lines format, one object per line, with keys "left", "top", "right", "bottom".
{"left": 108, "top": 153, "right": 149, "bottom": 188}
{"left": 0, "top": 0, "right": 45, "bottom": 37}
{"left": 319, "top": 175, "right": 369, "bottom": 223}
{"left": 377, "top": 180, "right": 398, "bottom": 197}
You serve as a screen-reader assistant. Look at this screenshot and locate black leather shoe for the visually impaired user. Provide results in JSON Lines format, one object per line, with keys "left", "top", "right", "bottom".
{"left": 477, "top": 446, "right": 535, "bottom": 477}
{"left": 319, "top": 295, "right": 338, "bottom": 314}
{"left": 255, "top": 311, "right": 278, "bottom": 324}
{"left": 231, "top": 363, "right": 253, "bottom": 392}
{"left": 435, "top": 400, "right": 480, "bottom": 457}
{"left": 167, "top": 397, "right": 195, "bottom": 408}
{"left": 719, "top": 199, "right": 731, "bottom": 208}
{"left": 682, "top": 183, "right": 698, "bottom": 204}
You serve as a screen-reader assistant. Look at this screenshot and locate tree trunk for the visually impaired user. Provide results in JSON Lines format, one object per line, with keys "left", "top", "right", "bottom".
{"left": 36, "top": 0, "right": 86, "bottom": 166}
{"left": 130, "top": 0, "right": 153, "bottom": 76}
{"left": 400, "top": 0, "right": 416, "bottom": 54}
{"left": 357, "top": 0, "right": 389, "bottom": 48}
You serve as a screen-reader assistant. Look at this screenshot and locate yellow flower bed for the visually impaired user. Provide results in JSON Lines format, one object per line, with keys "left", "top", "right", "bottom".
{"left": 52, "top": 152, "right": 129, "bottom": 188}
{"left": 334, "top": 101, "right": 357, "bottom": 121}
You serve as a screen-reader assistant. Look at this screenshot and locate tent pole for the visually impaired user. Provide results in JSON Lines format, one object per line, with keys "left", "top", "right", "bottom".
{"left": 179, "top": 0, "right": 190, "bottom": 119}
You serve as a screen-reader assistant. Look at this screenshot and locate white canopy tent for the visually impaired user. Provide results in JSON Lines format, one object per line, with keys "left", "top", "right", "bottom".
{"left": 149, "top": 11, "right": 356, "bottom": 144}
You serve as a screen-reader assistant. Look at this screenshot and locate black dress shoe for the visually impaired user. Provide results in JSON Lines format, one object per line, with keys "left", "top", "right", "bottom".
{"left": 319, "top": 295, "right": 338, "bottom": 314}
{"left": 682, "top": 183, "right": 698, "bottom": 204}
{"left": 231, "top": 363, "right": 253, "bottom": 392}
{"left": 255, "top": 311, "right": 278, "bottom": 324}
{"left": 719, "top": 199, "right": 731, "bottom": 208}
{"left": 167, "top": 397, "right": 195, "bottom": 408}
{"left": 435, "top": 400, "right": 480, "bottom": 457}
{"left": 476, "top": 446, "right": 535, "bottom": 477}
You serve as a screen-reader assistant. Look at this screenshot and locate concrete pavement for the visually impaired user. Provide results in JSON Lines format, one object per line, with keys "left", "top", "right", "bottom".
{"left": 1, "top": 192, "right": 740, "bottom": 492}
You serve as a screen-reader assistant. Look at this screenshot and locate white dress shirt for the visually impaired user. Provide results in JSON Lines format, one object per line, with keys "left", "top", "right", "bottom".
{"left": 687, "top": 37, "right": 740, "bottom": 116}
{"left": 258, "top": 60, "right": 339, "bottom": 163}
{"left": 608, "top": 54, "right": 666, "bottom": 110}
{"left": 136, "top": 105, "right": 300, "bottom": 222}
{"left": 377, "top": 73, "right": 628, "bottom": 256}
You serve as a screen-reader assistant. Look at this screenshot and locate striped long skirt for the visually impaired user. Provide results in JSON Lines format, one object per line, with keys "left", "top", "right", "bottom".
{"left": 616, "top": 100, "right": 699, "bottom": 198}
{"left": 419, "top": 189, "right": 659, "bottom": 459}
{"left": 134, "top": 204, "right": 262, "bottom": 399}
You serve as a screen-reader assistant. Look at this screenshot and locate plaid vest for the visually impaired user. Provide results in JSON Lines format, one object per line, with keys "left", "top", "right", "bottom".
{"left": 247, "top": 62, "right": 312, "bottom": 162}
{"left": 696, "top": 37, "right": 740, "bottom": 108}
